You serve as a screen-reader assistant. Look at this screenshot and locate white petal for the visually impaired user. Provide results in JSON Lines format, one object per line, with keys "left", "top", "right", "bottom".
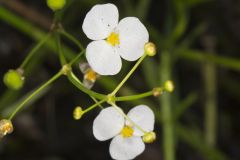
{"left": 116, "top": 17, "right": 149, "bottom": 61}
{"left": 93, "top": 107, "right": 124, "bottom": 141}
{"left": 126, "top": 105, "right": 155, "bottom": 136}
{"left": 82, "top": 3, "right": 119, "bottom": 40}
{"left": 110, "top": 135, "right": 145, "bottom": 160}
{"left": 86, "top": 40, "right": 122, "bottom": 75}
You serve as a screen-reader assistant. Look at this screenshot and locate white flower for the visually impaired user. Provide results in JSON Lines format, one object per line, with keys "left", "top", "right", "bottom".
{"left": 93, "top": 105, "right": 155, "bottom": 160}
{"left": 82, "top": 3, "right": 149, "bottom": 75}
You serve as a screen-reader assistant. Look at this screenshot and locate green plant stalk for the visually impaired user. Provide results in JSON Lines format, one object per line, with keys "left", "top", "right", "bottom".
{"left": 177, "top": 49, "right": 240, "bottom": 71}
{"left": 115, "top": 90, "right": 153, "bottom": 101}
{"left": 59, "top": 29, "right": 84, "bottom": 51}
{"left": 177, "top": 124, "right": 228, "bottom": 160}
{"left": 67, "top": 72, "right": 106, "bottom": 100}
{"left": 160, "top": 51, "right": 175, "bottom": 160}
{"left": 83, "top": 99, "right": 106, "bottom": 114}
{"left": 203, "top": 60, "right": 217, "bottom": 147}
{"left": 68, "top": 50, "right": 85, "bottom": 66}
{"left": 173, "top": 92, "right": 198, "bottom": 120}
{"left": 111, "top": 53, "right": 147, "bottom": 96}
{"left": 55, "top": 33, "right": 67, "bottom": 65}
{"left": 8, "top": 71, "right": 63, "bottom": 120}
{"left": 20, "top": 33, "right": 51, "bottom": 68}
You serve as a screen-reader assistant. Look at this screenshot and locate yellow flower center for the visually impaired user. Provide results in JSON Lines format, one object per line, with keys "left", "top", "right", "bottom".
{"left": 121, "top": 126, "right": 134, "bottom": 138}
{"left": 107, "top": 32, "right": 120, "bottom": 46}
{"left": 84, "top": 69, "right": 97, "bottom": 82}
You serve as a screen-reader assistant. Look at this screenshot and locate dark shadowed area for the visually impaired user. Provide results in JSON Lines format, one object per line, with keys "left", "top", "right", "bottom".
{"left": 0, "top": 0, "right": 240, "bottom": 160}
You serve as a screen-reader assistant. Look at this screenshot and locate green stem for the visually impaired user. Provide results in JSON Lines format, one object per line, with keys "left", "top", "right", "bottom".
{"left": 59, "top": 29, "right": 84, "bottom": 51}
{"left": 68, "top": 50, "right": 85, "bottom": 66}
{"left": 203, "top": 56, "right": 217, "bottom": 147}
{"left": 111, "top": 54, "right": 147, "bottom": 96}
{"left": 176, "top": 49, "right": 240, "bottom": 72}
{"left": 83, "top": 99, "right": 106, "bottom": 114}
{"left": 20, "top": 33, "right": 51, "bottom": 68}
{"left": 8, "top": 71, "right": 63, "bottom": 120}
{"left": 115, "top": 90, "right": 153, "bottom": 101}
{"left": 67, "top": 72, "right": 106, "bottom": 100}
{"left": 110, "top": 103, "right": 147, "bottom": 134}
{"left": 160, "top": 51, "right": 175, "bottom": 160}
{"left": 55, "top": 33, "right": 67, "bottom": 65}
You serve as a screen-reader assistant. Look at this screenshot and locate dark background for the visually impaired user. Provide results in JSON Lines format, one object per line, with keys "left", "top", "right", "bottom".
{"left": 0, "top": 0, "right": 240, "bottom": 159}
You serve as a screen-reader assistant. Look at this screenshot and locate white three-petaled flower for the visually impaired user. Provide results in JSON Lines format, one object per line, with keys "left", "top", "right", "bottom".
{"left": 93, "top": 105, "right": 155, "bottom": 160}
{"left": 82, "top": 3, "right": 149, "bottom": 75}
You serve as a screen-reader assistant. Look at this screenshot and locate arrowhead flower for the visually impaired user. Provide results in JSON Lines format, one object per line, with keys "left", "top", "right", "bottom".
{"left": 93, "top": 105, "right": 155, "bottom": 160}
{"left": 82, "top": 3, "right": 149, "bottom": 75}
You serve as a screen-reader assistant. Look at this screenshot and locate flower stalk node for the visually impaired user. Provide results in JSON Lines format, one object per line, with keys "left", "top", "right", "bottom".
{"left": 107, "top": 94, "right": 116, "bottom": 104}
{"left": 153, "top": 87, "right": 163, "bottom": 97}
{"left": 61, "top": 64, "right": 72, "bottom": 75}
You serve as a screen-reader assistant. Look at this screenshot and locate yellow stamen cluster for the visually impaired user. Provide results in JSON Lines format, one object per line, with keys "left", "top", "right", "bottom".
{"left": 121, "top": 126, "right": 134, "bottom": 138}
{"left": 73, "top": 106, "right": 84, "bottom": 120}
{"left": 107, "top": 32, "right": 120, "bottom": 46}
{"left": 144, "top": 42, "right": 157, "bottom": 56}
{"left": 142, "top": 131, "right": 156, "bottom": 143}
{"left": 164, "top": 80, "right": 174, "bottom": 92}
{"left": 84, "top": 69, "right": 97, "bottom": 82}
{"left": 0, "top": 119, "right": 13, "bottom": 138}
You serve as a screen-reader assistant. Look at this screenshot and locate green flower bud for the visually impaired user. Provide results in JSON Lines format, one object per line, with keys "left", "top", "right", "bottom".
{"left": 47, "top": 0, "right": 66, "bottom": 11}
{"left": 3, "top": 69, "right": 24, "bottom": 90}
{"left": 144, "top": 42, "right": 157, "bottom": 56}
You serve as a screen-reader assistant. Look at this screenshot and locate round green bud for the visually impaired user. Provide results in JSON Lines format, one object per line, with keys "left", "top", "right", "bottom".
{"left": 142, "top": 131, "right": 156, "bottom": 143}
{"left": 164, "top": 80, "right": 174, "bottom": 93}
{"left": 47, "top": 0, "right": 66, "bottom": 11}
{"left": 144, "top": 42, "right": 157, "bottom": 56}
{"left": 3, "top": 70, "right": 24, "bottom": 90}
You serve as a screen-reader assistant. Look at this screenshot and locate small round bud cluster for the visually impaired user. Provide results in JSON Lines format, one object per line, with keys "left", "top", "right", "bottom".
{"left": 47, "top": 0, "right": 66, "bottom": 11}
{"left": 144, "top": 42, "right": 157, "bottom": 56}
{"left": 142, "top": 131, "right": 156, "bottom": 143}
{"left": 3, "top": 69, "right": 24, "bottom": 90}
{"left": 0, "top": 119, "right": 14, "bottom": 138}
{"left": 164, "top": 80, "right": 174, "bottom": 92}
{"left": 73, "top": 106, "right": 84, "bottom": 120}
